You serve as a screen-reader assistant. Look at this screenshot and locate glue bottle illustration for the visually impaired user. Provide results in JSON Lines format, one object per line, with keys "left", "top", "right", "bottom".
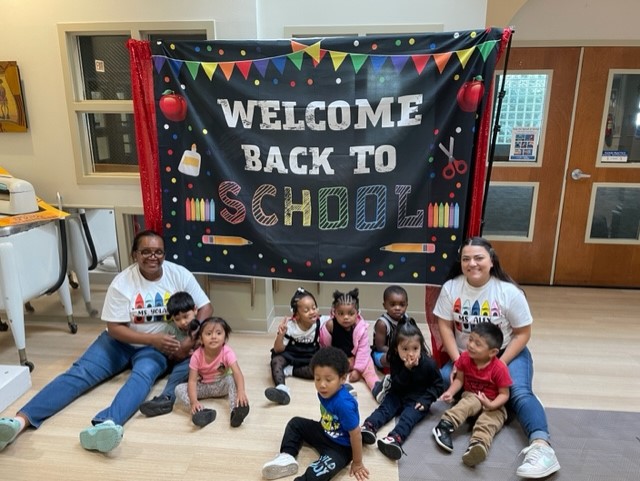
{"left": 178, "top": 143, "right": 201, "bottom": 177}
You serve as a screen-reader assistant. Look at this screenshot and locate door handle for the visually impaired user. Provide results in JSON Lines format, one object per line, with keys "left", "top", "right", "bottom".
{"left": 571, "top": 168, "right": 591, "bottom": 180}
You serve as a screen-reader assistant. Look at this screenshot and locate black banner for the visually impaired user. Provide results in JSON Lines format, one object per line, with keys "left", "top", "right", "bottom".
{"left": 151, "top": 29, "right": 504, "bottom": 284}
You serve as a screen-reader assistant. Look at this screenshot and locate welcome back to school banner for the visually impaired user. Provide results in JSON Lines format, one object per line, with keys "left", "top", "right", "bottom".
{"left": 149, "top": 28, "right": 508, "bottom": 284}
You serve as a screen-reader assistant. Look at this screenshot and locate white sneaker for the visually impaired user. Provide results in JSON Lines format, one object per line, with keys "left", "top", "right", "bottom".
{"left": 262, "top": 452, "right": 298, "bottom": 480}
{"left": 516, "top": 443, "right": 560, "bottom": 478}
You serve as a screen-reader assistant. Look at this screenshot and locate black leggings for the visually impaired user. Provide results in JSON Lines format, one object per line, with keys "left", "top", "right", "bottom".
{"left": 270, "top": 354, "right": 313, "bottom": 385}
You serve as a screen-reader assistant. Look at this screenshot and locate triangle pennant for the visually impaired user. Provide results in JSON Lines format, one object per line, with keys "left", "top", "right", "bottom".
{"left": 391, "top": 55, "right": 409, "bottom": 72}
{"left": 219, "top": 61, "right": 235, "bottom": 81}
{"left": 411, "top": 54, "right": 430, "bottom": 75}
{"left": 330, "top": 51, "right": 347, "bottom": 71}
{"left": 433, "top": 52, "right": 453, "bottom": 74}
{"left": 350, "top": 53, "right": 367, "bottom": 74}
{"left": 370, "top": 55, "right": 387, "bottom": 72}
{"left": 168, "top": 59, "right": 183, "bottom": 78}
{"left": 478, "top": 40, "right": 498, "bottom": 61}
{"left": 272, "top": 57, "right": 287, "bottom": 74}
{"left": 236, "top": 60, "right": 252, "bottom": 80}
{"left": 185, "top": 61, "right": 200, "bottom": 80}
{"left": 201, "top": 62, "right": 217, "bottom": 80}
{"left": 253, "top": 58, "right": 269, "bottom": 78}
{"left": 290, "top": 40, "right": 310, "bottom": 53}
{"left": 456, "top": 47, "right": 475, "bottom": 69}
{"left": 305, "top": 41, "right": 322, "bottom": 62}
{"left": 312, "top": 49, "right": 328, "bottom": 67}
{"left": 287, "top": 51, "right": 304, "bottom": 70}
{"left": 153, "top": 56, "right": 166, "bottom": 74}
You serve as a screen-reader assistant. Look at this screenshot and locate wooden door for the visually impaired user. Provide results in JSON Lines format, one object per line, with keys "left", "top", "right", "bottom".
{"left": 484, "top": 47, "right": 581, "bottom": 284}
{"left": 554, "top": 47, "right": 640, "bottom": 287}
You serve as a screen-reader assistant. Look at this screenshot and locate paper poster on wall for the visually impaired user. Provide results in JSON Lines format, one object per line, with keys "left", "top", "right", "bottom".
{"left": 509, "top": 127, "right": 539, "bottom": 162}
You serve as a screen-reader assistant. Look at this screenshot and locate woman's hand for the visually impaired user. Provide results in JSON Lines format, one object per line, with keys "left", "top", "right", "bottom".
{"left": 153, "top": 333, "right": 181, "bottom": 355}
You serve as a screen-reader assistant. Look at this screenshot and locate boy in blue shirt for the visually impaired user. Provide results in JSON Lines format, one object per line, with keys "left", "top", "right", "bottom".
{"left": 262, "top": 346, "right": 369, "bottom": 481}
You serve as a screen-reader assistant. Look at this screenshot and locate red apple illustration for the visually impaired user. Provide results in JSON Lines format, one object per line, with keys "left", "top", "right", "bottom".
{"left": 457, "top": 76, "right": 485, "bottom": 113}
{"left": 159, "top": 90, "right": 187, "bottom": 121}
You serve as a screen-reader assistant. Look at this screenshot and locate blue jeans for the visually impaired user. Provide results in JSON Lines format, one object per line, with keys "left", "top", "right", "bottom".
{"left": 19, "top": 330, "right": 167, "bottom": 428}
{"left": 158, "top": 357, "right": 190, "bottom": 401}
{"left": 440, "top": 347, "right": 550, "bottom": 443}
{"left": 364, "top": 390, "right": 428, "bottom": 442}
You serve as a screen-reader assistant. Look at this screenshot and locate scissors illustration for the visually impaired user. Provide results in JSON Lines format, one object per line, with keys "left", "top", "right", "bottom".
{"left": 438, "top": 136, "right": 468, "bottom": 180}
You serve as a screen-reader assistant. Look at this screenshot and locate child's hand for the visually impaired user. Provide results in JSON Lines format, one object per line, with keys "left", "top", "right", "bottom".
{"left": 190, "top": 402, "right": 204, "bottom": 414}
{"left": 414, "top": 402, "right": 425, "bottom": 411}
{"left": 236, "top": 391, "right": 249, "bottom": 407}
{"left": 474, "top": 391, "right": 491, "bottom": 408}
{"left": 402, "top": 355, "right": 419, "bottom": 369}
{"left": 349, "top": 369, "right": 361, "bottom": 382}
{"left": 277, "top": 318, "right": 288, "bottom": 336}
{"left": 439, "top": 390, "right": 454, "bottom": 403}
{"left": 349, "top": 461, "right": 370, "bottom": 480}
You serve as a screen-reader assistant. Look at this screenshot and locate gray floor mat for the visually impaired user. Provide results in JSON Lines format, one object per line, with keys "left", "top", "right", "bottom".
{"left": 398, "top": 403, "right": 640, "bottom": 480}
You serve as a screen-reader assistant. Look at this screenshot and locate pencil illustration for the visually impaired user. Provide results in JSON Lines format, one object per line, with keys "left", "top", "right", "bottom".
{"left": 380, "top": 243, "right": 436, "bottom": 253}
{"left": 202, "top": 235, "right": 253, "bottom": 246}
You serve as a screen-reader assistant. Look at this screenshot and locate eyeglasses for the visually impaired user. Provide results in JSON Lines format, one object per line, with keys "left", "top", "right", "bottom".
{"left": 137, "top": 249, "right": 165, "bottom": 258}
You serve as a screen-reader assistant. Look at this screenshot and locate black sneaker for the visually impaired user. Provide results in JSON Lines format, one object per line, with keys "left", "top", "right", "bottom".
{"left": 264, "top": 387, "right": 291, "bottom": 405}
{"left": 139, "top": 395, "right": 173, "bottom": 417}
{"left": 432, "top": 419, "right": 455, "bottom": 453}
{"left": 377, "top": 434, "right": 404, "bottom": 460}
{"left": 230, "top": 405, "right": 250, "bottom": 428}
{"left": 192, "top": 408, "right": 217, "bottom": 427}
{"left": 361, "top": 422, "right": 377, "bottom": 445}
{"left": 372, "top": 374, "right": 392, "bottom": 403}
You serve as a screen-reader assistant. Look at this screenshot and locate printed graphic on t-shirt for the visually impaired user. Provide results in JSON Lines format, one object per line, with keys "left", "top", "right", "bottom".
{"left": 131, "top": 290, "right": 171, "bottom": 323}
{"left": 320, "top": 404, "right": 342, "bottom": 440}
{"left": 453, "top": 296, "right": 501, "bottom": 333}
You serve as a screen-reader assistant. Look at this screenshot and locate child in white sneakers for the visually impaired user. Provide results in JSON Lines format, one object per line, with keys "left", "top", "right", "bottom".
{"left": 262, "top": 347, "right": 369, "bottom": 481}
{"left": 319, "top": 288, "right": 379, "bottom": 396}
{"left": 265, "top": 287, "right": 321, "bottom": 405}
{"left": 432, "top": 322, "right": 512, "bottom": 466}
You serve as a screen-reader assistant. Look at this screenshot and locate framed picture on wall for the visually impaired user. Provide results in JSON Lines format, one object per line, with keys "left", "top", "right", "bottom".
{"left": 0, "top": 61, "right": 28, "bottom": 132}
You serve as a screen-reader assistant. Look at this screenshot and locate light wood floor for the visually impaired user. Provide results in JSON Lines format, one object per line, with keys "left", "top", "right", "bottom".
{"left": 0, "top": 285, "right": 638, "bottom": 480}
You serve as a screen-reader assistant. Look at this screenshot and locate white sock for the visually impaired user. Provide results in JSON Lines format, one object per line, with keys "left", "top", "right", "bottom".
{"left": 283, "top": 365, "right": 293, "bottom": 377}
{"left": 276, "top": 384, "right": 291, "bottom": 395}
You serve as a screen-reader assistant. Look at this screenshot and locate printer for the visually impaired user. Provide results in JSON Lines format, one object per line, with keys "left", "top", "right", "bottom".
{"left": 0, "top": 175, "right": 39, "bottom": 215}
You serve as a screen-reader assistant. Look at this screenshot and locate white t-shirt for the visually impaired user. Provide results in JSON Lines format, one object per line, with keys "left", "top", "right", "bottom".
{"left": 101, "top": 261, "right": 210, "bottom": 342}
{"left": 433, "top": 276, "right": 532, "bottom": 352}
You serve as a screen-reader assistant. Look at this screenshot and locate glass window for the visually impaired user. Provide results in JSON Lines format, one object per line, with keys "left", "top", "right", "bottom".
{"left": 600, "top": 72, "right": 640, "bottom": 164}
{"left": 589, "top": 185, "right": 640, "bottom": 240}
{"left": 491, "top": 73, "right": 549, "bottom": 162}
{"left": 59, "top": 22, "right": 213, "bottom": 181}
{"left": 482, "top": 183, "right": 536, "bottom": 238}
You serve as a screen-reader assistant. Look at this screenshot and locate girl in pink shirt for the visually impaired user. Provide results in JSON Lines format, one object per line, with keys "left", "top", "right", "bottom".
{"left": 174, "top": 317, "right": 249, "bottom": 428}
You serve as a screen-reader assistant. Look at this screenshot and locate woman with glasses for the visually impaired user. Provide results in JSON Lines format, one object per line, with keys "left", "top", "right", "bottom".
{"left": 0, "top": 230, "right": 212, "bottom": 454}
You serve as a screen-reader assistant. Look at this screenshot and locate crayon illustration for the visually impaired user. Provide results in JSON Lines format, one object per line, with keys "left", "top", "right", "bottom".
{"left": 202, "top": 235, "right": 252, "bottom": 246}
{"left": 379, "top": 242, "right": 436, "bottom": 253}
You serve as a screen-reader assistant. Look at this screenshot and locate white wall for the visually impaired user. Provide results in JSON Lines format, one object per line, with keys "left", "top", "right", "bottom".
{"left": 257, "top": 0, "right": 488, "bottom": 39}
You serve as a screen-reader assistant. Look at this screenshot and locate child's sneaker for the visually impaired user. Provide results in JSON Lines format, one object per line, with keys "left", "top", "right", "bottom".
{"left": 265, "top": 384, "right": 291, "bottom": 405}
{"left": 377, "top": 434, "right": 404, "bottom": 460}
{"left": 192, "top": 408, "right": 217, "bottom": 427}
{"left": 462, "top": 441, "right": 487, "bottom": 466}
{"left": 262, "top": 452, "right": 299, "bottom": 479}
{"left": 230, "top": 404, "right": 250, "bottom": 427}
{"left": 79, "top": 420, "right": 124, "bottom": 453}
{"left": 360, "top": 422, "right": 377, "bottom": 445}
{"left": 432, "top": 419, "right": 455, "bottom": 453}
{"left": 372, "top": 374, "right": 392, "bottom": 403}
{"left": 516, "top": 443, "right": 561, "bottom": 478}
